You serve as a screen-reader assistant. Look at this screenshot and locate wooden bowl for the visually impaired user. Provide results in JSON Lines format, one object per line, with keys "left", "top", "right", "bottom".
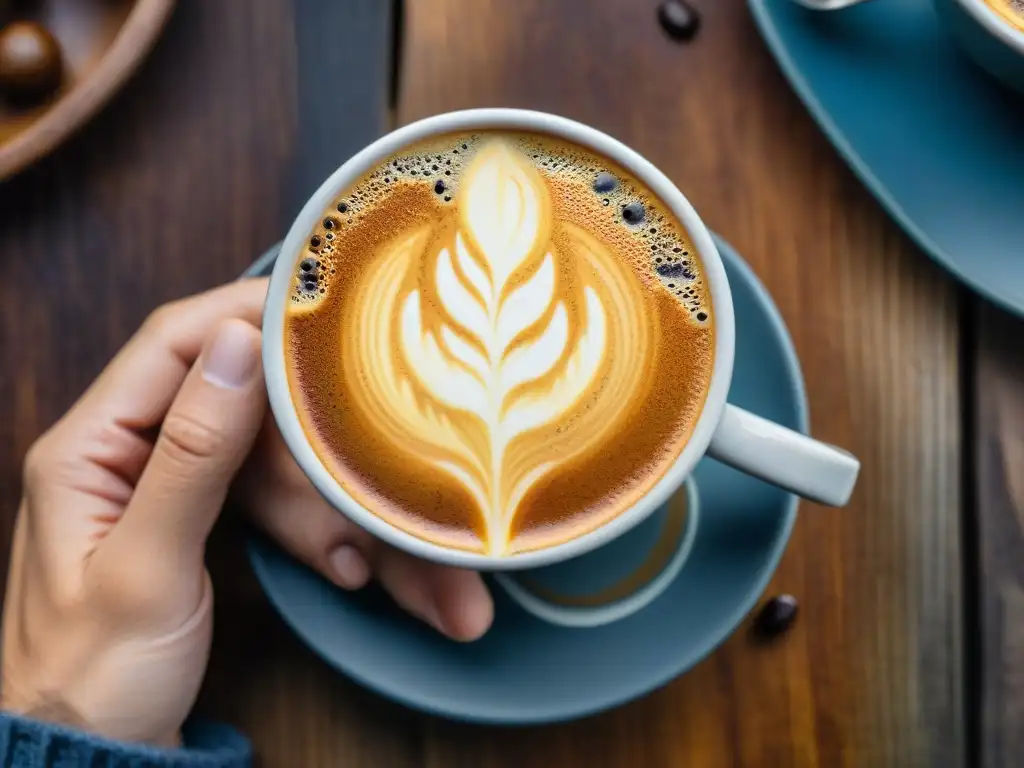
{"left": 0, "top": 0, "right": 175, "bottom": 180}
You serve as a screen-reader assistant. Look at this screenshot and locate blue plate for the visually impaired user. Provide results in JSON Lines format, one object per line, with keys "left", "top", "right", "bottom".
{"left": 750, "top": 0, "right": 1024, "bottom": 315}
{"left": 244, "top": 235, "right": 807, "bottom": 725}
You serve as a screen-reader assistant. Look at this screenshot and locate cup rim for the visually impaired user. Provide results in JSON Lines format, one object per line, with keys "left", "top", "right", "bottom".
{"left": 262, "top": 108, "right": 736, "bottom": 571}
{"left": 955, "top": 0, "right": 1024, "bottom": 52}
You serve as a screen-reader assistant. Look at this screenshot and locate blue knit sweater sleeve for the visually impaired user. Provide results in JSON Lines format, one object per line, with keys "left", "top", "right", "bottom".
{"left": 0, "top": 714, "right": 252, "bottom": 767}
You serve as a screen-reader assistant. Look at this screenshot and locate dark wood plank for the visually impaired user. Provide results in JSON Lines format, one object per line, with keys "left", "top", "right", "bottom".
{"left": 287, "top": 0, "right": 395, "bottom": 217}
{"left": 395, "top": 1, "right": 964, "bottom": 766}
{"left": 0, "top": 0, "right": 296, "bottom": 557}
{"left": 975, "top": 302, "right": 1024, "bottom": 768}
{"left": 0, "top": 2, "right": 415, "bottom": 766}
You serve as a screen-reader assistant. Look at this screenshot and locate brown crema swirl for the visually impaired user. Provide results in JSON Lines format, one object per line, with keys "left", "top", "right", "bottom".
{"left": 285, "top": 132, "right": 714, "bottom": 555}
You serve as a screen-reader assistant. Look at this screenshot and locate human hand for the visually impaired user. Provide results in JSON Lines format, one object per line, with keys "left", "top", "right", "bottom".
{"left": 2, "top": 280, "right": 269, "bottom": 747}
{"left": 1, "top": 278, "right": 493, "bottom": 749}
{"left": 238, "top": 420, "right": 494, "bottom": 642}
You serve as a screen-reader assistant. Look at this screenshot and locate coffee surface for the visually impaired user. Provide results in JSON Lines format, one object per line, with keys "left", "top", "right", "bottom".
{"left": 284, "top": 131, "right": 714, "bottom": 555}
{"left": 984, "top": 0, "right": 1024, "bottom": 30}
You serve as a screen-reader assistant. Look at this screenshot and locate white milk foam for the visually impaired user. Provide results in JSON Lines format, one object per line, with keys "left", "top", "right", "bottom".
{"left": 289, "top": 133, "right": 711, "bottom": 554}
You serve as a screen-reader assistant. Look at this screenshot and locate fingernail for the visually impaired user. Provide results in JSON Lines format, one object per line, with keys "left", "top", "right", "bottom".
{"left": 202, "top": 321, "right": 259, "bottom": 390}
{"left": 329, "top": 545, "right": 370, "bottom": 589}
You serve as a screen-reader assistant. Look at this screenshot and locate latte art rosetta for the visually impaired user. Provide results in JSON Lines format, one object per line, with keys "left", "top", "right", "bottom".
{"left": 344, "top": 141, "right": 651, "bottom": 553}
{"left": 286, "top": 129, "right": 715, "bottom": 555}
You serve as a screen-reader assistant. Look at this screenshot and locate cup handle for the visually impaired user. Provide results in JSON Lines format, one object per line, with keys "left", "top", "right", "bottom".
{"left": 706, "top": 404, "right": 860, "bottom": 507}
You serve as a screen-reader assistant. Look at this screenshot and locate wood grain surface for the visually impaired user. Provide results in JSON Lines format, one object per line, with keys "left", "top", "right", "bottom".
{"left": 394, "top": 2, "right": 965, "bottom": 766}
{"left": 0, "top": 0, "right": 987, "bottom": 766}
{"left": 0, "top": 0, "right": 177, "bottom": 180}
{"left": 975, "top": 303, "right": 1024, "bottom": 768}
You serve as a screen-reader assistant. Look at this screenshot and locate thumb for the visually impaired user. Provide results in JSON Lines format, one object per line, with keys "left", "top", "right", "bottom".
{"left": 109, "top": 319, "right": 266, "bottom": 572}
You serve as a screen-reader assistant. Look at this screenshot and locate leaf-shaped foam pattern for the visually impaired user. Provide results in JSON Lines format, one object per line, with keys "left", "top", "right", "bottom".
{"left": 346, "top": 140, "right": 651, "bottom": 554}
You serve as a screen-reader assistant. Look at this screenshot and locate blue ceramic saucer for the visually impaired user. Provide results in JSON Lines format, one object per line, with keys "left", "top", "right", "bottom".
{"left": 244, "top": 235, "right": 807, "bottom": 725}
{"left": 750, "top": 0, "right": 1024, "bottom": 315}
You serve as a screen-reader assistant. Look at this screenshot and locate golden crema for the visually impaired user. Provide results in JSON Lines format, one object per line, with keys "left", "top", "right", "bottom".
{"left": 285, "top": 132, "right": 714, "bottom": 555}
{"left": 983, "top": 0, "right": 1024, "bottom": 31}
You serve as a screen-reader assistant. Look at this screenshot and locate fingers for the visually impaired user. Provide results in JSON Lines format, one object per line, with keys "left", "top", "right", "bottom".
{"left": 246, "top": 467, "right": 376, "bottom": 591}
{"left": 102, "top": 320, "right": 267, "bottom": 580}
{"left": 71, "top": 279, "right": 269, "bottom": 432}
{"left": 258, "top": 494, "right": 493, "bottom": 641}
{"left": 375, "top": 549, "right": 494, "bottom": 642}
{"left": 241, "top": 424, "right": 493, "bottom": 641}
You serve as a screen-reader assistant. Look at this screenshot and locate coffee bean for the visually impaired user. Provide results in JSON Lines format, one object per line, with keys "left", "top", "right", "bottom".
{"left": 593, "top": 172, "right": 618, "bottom": 193}
{"left": 434, "top": 179, "right": 445, "bottom": 194}
{"left": 0, "top": 21, "right": 63, "bottom": 105}
{"left": 622, "top": 202, "right": 645, "bottom": 224}
{"left": 657, "top": 0, "right": 701, "bottom": 42}
{"left": 753, "top": 594, "right": 798, "bottom": 638}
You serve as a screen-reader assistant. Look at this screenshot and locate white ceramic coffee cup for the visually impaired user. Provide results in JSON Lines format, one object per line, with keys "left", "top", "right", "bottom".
{"left": 262, "top": 108, "right": 860, "bottom": 572}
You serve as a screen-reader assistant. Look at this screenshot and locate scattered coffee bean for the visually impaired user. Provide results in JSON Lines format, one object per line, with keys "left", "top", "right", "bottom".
{"left": 593, "top": 172, "right": 618, "bottom": 193}
{"left": 753, "top": 594, "right": 799, "bottom": 639}
{"left": 434, "top": 179, "right": 445, "bottom": 194}
{"left": 657, "top": 0, "right": 701, "bottom": 43}
{"left": 0, "top": 20, "right": 63, "bottom": 105}
{"left": 622, "top": 202, "right": 645, "bottom": 224}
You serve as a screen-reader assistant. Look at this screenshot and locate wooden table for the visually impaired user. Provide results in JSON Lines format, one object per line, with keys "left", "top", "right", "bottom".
{"left": 0, "top": 1, "right": 1020, "bottom": 765}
